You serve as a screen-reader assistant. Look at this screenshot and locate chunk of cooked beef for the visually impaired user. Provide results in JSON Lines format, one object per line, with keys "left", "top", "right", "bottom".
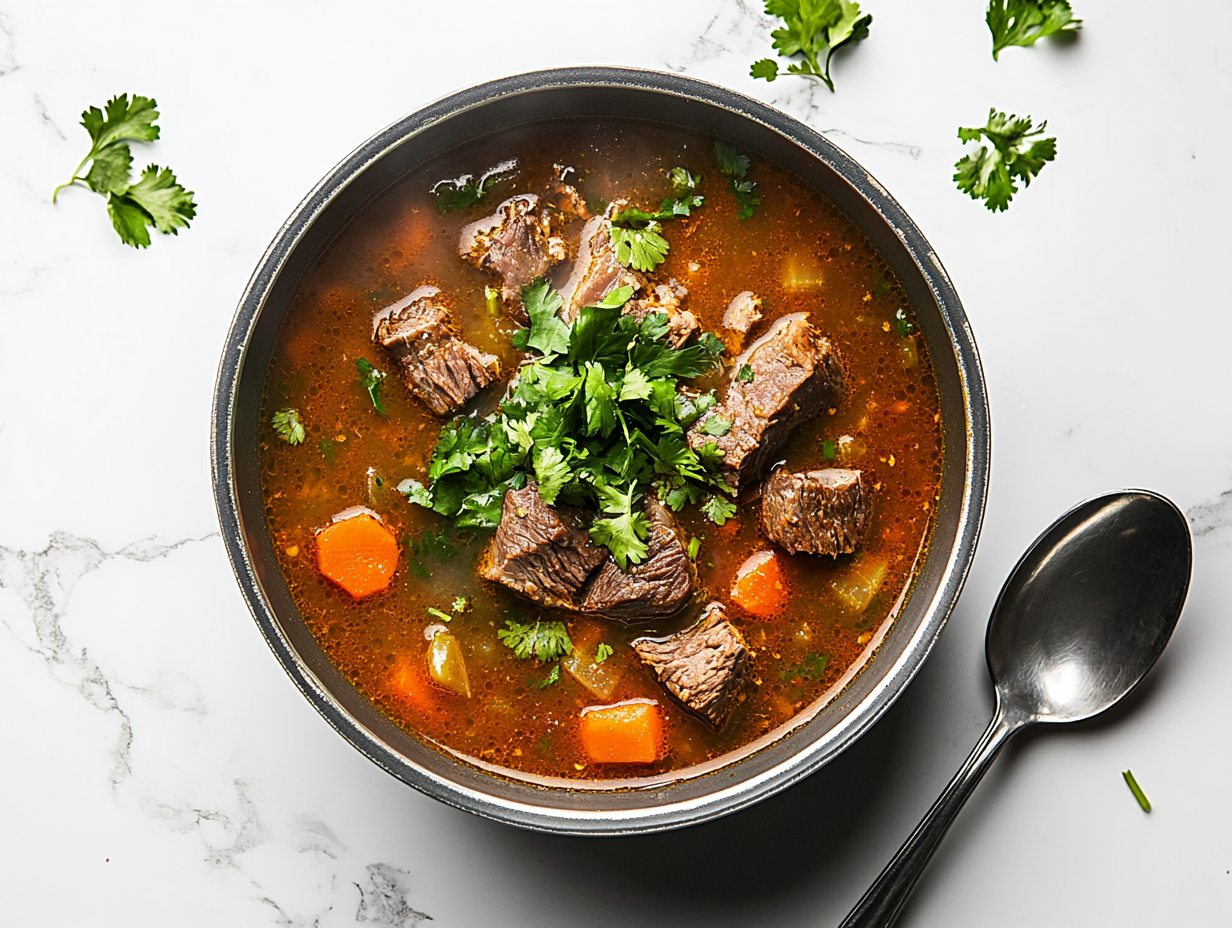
{"left": 373, "top": 287, "right": 501, "bottom": 416}
{"left": 459, "top": 193, "right": 569, "bottom": 310}
{"left": 632, "top": 602, "right": 749, "bottom": 728}
{"left": 687, "top": 313, "right": 844, "bottom": 487}
{"left": 623, "top": 279, "right": 699, "bottom": 348}
{"left": 559, "top": 201, "right": 644, "bottom": 322}
{"left": 579, "top": 498, "right": 693, "bottom": 621}
{"left": 481, "top": 482, "right": 608, "bottom": 611}
{"left": 760, "top": 468, "right": 868, "bottom": 556}
{"left": 722, "top": 290, "right": 763, "bottom": 335}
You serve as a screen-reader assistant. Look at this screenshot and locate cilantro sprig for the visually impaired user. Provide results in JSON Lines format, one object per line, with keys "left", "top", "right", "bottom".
{"left": 404, "top": 279, "right": 733, "bottom": 565}
{"left": 987, "top": 0, "right": 1081, "bottom": 60}
{"left": 954, "top": 109, "right": 1056, "bottom": 212}
{"left": 52, "top": 94, "right": 196, "bottom": 248}
{"left": 498, "top": 618, "right": 574, "bottom": 662}
{"left": 714, "top": 142, "right": 760, "bottom": 220}
{"left": 607, "top": 167, "right": 705, "bottom": 273}
{"left": 271, "top": 408, "right": 305, "bottom": 446}
{"left": 355, "top": 358, "right": 387, "bottom": 415}
{"left": 751, "top": 1, "right": 872, "bottom": 92}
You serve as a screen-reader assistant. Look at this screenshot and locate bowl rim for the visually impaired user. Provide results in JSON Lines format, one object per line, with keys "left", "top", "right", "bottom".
{"left": 211, "top": 65, "right": 990, "bottom": 834}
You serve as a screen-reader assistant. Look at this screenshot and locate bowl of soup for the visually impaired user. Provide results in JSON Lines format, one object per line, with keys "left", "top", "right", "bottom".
{"left": 211, "top": 67, "right": 989, "bottom": 834}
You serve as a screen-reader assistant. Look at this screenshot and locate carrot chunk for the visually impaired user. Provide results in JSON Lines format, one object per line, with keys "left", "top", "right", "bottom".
{"left": 731, "top": 549, "right": 786, "bottom": 617}
{"left": 580, "top": 700, "right": 662, "bottom": 764}
{"left": 315, "top": 508, "right": 399, "bottom": 598}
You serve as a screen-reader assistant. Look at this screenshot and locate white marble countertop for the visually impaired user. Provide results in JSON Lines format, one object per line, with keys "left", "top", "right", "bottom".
{"left": 3, "top": 1, "right": 1231, "bottom": 924}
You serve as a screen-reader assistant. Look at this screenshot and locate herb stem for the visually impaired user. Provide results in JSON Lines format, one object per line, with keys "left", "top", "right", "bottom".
{"left": 1122, "top": 769, "right": 1151, "bottom": 812}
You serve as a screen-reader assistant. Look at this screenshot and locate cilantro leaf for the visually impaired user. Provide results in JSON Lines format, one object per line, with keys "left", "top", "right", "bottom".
{"left": 987, "top": 0, "right": 1081, "bottom": 60}
{"left": 594, "top": 643, "right": 614, "bottom": 663}
{"left": 518, "top": 278, "right": 571, "bottom": 358}
{"left": 271, "top": 408, "right": 305, "bottom": 446}
{"left": 536, "top": 663, "right": 562, "bottom": 688}
{"left": 355, "top": 358, "right": 387, "bottom": 415}
{"left": 610, "top": 223, "right": 670, "bottom": 272}
{"left": 451, "top": 596, "right": 469, "bottom": 613}
{"left": 590, "top": 484, "right": 651, "bottom": 569}
{"left": 736, "top": 363, "right": 755, "bottom": 383}
{"left": 701, "top": 494, "right": 738, "bottom": 525}
{"left": 686, "top": 536, "right": 701, "bottom": 559}
{"left": 533, "top": 445, "right": 571, "bottom": 505}
{"left": 954, "top": 109, "right": 1057, "bottom": 211}
{"left": 779, "top": 651, "right": 830, "bottom": 682}
{"left": 755, "top": 0, "right": 872, "bottom": 92}
{"left": 713, "top": 142, "right": 761, "bottom": 219}
{"left": 398, "top": 478, "right": 434, "bottom": 508}
{"left": 53, "top": 94, "right": 196, "bottom": 248}
{"left": 498, "top": 618, "right": 574, "bottom": 662}
{"left": 699, "top": 415, "right": 734, "bottom": 437}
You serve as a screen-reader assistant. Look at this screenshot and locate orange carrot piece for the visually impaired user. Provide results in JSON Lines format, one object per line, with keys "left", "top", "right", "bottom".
{"left": 316, "top": 508, "right": 399, "bottom": 598}
{"left": 580, "top": 700, "right": 662, "bottom": 764}
{"left": 731, "top": 549, "right": 786, "bottom": 617}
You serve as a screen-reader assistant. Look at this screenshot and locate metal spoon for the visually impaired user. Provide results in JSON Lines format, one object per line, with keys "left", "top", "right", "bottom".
{"left": 840, "top": 489, "right": 1192, "bottom": 928}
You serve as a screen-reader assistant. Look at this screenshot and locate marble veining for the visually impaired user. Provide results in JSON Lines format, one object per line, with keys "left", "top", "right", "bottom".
{"left": 1188, "top": 489, "right": 1232, "bottom": 540}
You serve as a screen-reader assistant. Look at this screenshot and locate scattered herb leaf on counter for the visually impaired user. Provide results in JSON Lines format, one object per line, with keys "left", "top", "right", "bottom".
{"left": 713, "top": 142, "right": 761, "bottom": 219}
{"left": 1122, "top": 769, "right": 1152, "bottom": 812}
{"left": 954, "top": 109, "right": 1056, "bottom": 212}
{"left": 52, "top": 93, "right": 196, "bottom": 248}
{"left": 271, "top": 408, "right": 306, "bottom": 445}
{"left": 751, "top": 0, "right": 872, "bottom": 91}
{"left": 432, "top": 158, "right": 517, "bottom": 213}
{"left": 594, "top": 643, "right": 614, "bottom": 664}
{"left": 987, "top": 0, "right": 1081, "bottom": 60}
{"left": 499, "top": 618, "right": 574, "bottom": 662}
{"left": 405, "top": 279, "right": 733, "bottom": 563}
{"left": 355, "top": 358, "right": 387, "bottom": 414}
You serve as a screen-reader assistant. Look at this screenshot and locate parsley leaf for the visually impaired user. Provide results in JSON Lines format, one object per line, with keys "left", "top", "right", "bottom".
{"left": 736, "top": 363, "right": 755, "bottom": 383}
{"left": 610, "top": 223, "right": 670, "bottom": 272}
{"left": 498, "top": 618, "right": 574, "bottom": 662}
{"left": 594, "top": 643, "right": 614, "bottom": 663}
{"left": 954, "top": 109, "right": 1057, "bottom": 212}
{"left": 515, "top": 278, "right": 571, "bottom": 358}
{"left": 533, "top": 445, "right": 571, "bottom": 505}
{"left": 699, "top": 415, "right": 733, "bottom": 437}
{"left": 536, "top": 664, "right": 562, "bottom": 688}
{"left": 432, "top": 158, "right": 517, "bottom": 213}
{"left": 590, "top": 483, "right": 651, "bottom": 570}
{"left": 451, "top": 596, "right": 469, "bottom": 613}
{"left": 713, "top": 142, "right": 761, "bottom": 219}
{"left": 987, "top": 0, "right": 1081, "bottom": 60}
{"left": 686, "top": 536, "right": 702, "bottom": 560}
{"left": 355, "top": 358, "right": 387, "bottom": 414}
{"left": 607, "top": 168, "right": 705, "bottom": 273}
{"left": 52, "top": 94, "right": 196, "bottom": 248}
{"left": 752, "top": 1, "right": 872, "bottom": 92}
{"left": 779, "top": 651, "right": 830, "bottom": 682}
{"left": 271, "top": 408, "right": 305, "bottom": 446}
{"left": 701, "top": 494, "right": 738, "bottom": 525}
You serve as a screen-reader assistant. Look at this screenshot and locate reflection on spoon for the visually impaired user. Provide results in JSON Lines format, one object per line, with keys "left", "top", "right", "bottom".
{"left": 840, "top": 490, "right": 1192, "bottom": 928}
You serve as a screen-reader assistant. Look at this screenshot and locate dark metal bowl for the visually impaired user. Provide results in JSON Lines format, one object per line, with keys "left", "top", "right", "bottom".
{"left": 211, "top": 67, "right": 989, "bottom": 835}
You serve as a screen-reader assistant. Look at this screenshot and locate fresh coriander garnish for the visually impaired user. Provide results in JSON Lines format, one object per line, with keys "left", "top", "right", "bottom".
{"left": 954, "top": 110, "right": 1056, "bottom": 212}
{"left": 594, "top": 643, "right": 614, "bottom": 664}
{"left": 750, "top": 1, "right": 872, "bottom": 92}
{"left": 427, "top": 606, "right": 452, "bottom": 623}
{"left": 779, "top": 651, "right": 830, "bottom": 682}
{"left": 713, "top": 142, "right": 760, "bottom": 220}
{"left": 407, "top": 279, "right": 733, "bottom": 563}
{"left": 272, "top": 408, "right": 305, "bottom": 446}
{"left": 535, "top": 664, "right": 562, "bottom": 688}
{"left": 451, "top": 596, "right": 469, "bottom": 613}
{"left": 498, "top": 618, "right": 574, "bottom": 662}
{"left": 987, "top": 0, "right": 1081, "bottom": 60}
{"left": 894, "top": 308, "right": 914, "bottom": 337}
{"left": 52, "top": 93, "right": 196, "bottom": 248}
{"left": 701, "top": 494, "right": 738, "bottom": 525}
{"left": 821, "top": 438, "right": 837, "bottom": 460}
{"left": 355, "top": 358, "right": 387, "bottom": 414}
{"left": 686, "top": 536, "right": 701, "bottom": 560}
{"left": 736, "top": 363, "right": 755, "bottom": 383}
{"left": 432, "top": 159, "right": 517, "bottom": 213}
{"left": 1122, "top": 769, "right": 1151, "bottom": 812}
{"left": 698, "top": 415, "right": 734, "bottom": 437}
{"left": 607, "top": 168, "right": 705, "bottom": 273}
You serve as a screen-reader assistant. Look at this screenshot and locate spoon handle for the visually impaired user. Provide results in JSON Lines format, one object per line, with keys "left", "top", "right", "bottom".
{"left": 838, "top": 707, "right": 1027, "bottom": 928}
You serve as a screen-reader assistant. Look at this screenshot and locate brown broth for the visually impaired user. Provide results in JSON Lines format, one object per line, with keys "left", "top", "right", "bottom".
{"left": 257, "top": 118, "right": 942, "bottom": 782}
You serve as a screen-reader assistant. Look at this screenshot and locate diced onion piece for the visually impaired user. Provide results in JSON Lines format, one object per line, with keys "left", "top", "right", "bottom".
{"left": 315, "top": 509, "right": 399, "bottom": 598}
{"left": 427, "top": 632, "right": 471, "bottom": 697}
{"left": 731, "top": 550, "right": 786, "bottom": 617}
{"left": 835, "top": 434, "right": 867, "bottom": 466}
{"left": 563, "top": 645, "right": 622, "bottom": 699}
{"left": 831, "top": 561, "right": 887, "bottom": 613}
{"left": 580, "top": 700, "right": 662, "bottom": 764}
{"left": 899, "top": 335, "right": 919, "bottom": 369}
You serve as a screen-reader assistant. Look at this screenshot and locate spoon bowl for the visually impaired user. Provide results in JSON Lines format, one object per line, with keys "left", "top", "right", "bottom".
{"left": 988, "top": 491, "right": 1192, "bottom": 724}
{"left": 842, "top": 490, "right": 1192, "bottom": 928}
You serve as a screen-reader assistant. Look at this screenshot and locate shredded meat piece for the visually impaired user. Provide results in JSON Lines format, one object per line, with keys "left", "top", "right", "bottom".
{"left": 632, "top": 603, "right": 749, "bottom": 728}
{"left": 459, "top": 193, "right": 570, "bottom": 317}
{"left": 373, "top": 287, "right": 501, "bottom": 416}
{"left": 722, "top": 290, "right": 763, "bottom": 334}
